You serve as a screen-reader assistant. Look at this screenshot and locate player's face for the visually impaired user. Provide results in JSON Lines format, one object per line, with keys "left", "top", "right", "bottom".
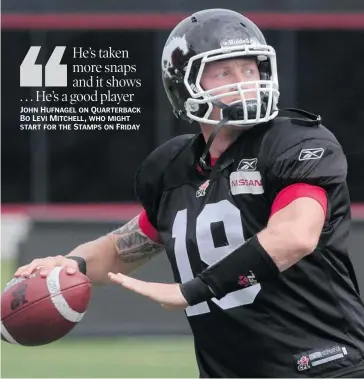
{"left": 200, "top": 58, "right": 260, "bottom": 122}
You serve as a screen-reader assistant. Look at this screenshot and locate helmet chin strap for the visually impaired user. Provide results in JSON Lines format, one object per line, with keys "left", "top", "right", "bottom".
{"left": 199, "top": 114, "right": 229, "bottom": 171}
{"left": 199, "top": 99, "right": 257, "bottom": 171}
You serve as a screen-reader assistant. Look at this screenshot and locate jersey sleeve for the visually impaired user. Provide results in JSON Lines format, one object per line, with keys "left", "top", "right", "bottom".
{"left": 134, "top": 135, "right": 192, "bottom": 231}
{"left": 267, "top": 138, "right": 347, "bottom": 189}
{"left": 134, "top": 155, "right": 163, "bottom": 231}
{"left": 138, "top": 209, "right": 160, "bottom": 243}
{"left": 262, "top": 125, "right": 348, "bottom": 211}
{"left": 269, "top": 182, "right": 329, "bottom": 218}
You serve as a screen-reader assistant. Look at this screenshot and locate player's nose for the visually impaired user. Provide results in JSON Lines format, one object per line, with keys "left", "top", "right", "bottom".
{"left": 229, "top": 73, "right": 257, "bottom": 100}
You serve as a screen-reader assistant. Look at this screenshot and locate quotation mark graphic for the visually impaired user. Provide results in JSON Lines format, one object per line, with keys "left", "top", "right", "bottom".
{"left": 20, "top": 46, "right": 67, "bottom": 87}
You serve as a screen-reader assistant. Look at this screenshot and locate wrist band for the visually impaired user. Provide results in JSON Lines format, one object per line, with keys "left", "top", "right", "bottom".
{"left": 67, "top": 256, "right": 87, "bottom": 275}
{"left": 179, "top": 235, "right": 279, "bottom": 306}
{"left": 199, "top": 235, "right": 279, "bottom": 299}
{"left": 179, "top": 277, "right": 215, "bottom": 306}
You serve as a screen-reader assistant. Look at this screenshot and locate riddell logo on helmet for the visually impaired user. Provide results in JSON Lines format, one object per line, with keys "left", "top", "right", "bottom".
{"left": 190, "top": 83, "right": 199, "bottom": 93}
{"left": 221, "top": 37, "right": 259, "bottom": 47}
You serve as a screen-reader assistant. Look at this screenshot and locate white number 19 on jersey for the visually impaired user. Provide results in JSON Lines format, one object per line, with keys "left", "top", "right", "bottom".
{"left": 172, "top": 200, "right": 261, "bottom": 317}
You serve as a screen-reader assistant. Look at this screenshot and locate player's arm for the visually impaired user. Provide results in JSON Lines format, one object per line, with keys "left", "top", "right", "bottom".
{"left": 15, "top": 212, "right": 164, "bottom": 285}
{"left": 258, "top": 186, "right": 326, "bottom": 271}
{"left": 65, "top": 213, "right": 163, "bottom": 284}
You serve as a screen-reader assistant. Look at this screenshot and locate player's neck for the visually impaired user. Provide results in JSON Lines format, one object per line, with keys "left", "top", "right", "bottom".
{"left": 200, "top": 124, "right": 245, "bottom": 159}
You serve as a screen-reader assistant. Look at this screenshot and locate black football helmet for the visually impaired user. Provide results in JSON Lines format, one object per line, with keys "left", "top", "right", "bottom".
{"left": 161, "top": 9, "right": 280, "bottom": 128}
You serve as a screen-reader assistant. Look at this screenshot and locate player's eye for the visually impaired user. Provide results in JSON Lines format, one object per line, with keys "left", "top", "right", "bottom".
{"left": 215, "top": 70, "right": 230, "bottom": 79}
{"left": 245, "top": 68, "right": 256, "bottom": 76}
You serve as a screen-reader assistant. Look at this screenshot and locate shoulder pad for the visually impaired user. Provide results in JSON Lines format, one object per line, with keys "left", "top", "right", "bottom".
{"left": 261, "top": 116, "right": 342, "bottom": 165}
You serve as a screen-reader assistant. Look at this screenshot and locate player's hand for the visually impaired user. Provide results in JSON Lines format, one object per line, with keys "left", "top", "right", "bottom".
{"left": 108, "top": 273, "right": 189, "bottom": 309}
{"left": 14, "top": 256, "right": 79, "bottom": 278}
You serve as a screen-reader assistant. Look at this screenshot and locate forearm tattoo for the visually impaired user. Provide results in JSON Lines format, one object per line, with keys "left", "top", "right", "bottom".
{"left": 111, "top": 215, "right": 164, "bottom": 264}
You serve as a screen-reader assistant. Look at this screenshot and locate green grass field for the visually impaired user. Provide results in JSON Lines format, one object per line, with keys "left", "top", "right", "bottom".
{"left": 1, "top": 260, "right": 198, "bottom": 378}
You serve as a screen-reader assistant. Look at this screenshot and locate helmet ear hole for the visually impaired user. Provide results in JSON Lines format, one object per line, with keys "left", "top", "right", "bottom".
{"left": 196, "top": 103, "right": 209, "bottom": 118}
{"left": 185, "top": 100, "right": 209, "bottom": 118}
{"left": 259, "top": 61, "right": 271, "bottom": 81}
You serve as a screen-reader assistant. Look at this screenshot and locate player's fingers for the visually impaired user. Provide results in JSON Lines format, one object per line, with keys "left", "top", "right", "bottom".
{"left": 38, "top": 264, "right": 56, "bottom": 277}
{"left": 39, "top": 257, "right": 77, "bottom": 277}
{"left": 55, "top": 256, "right": 77, "bottom": 275}
{"left": 109, "top": 272, "right": 146, "bottom": 295}
{"left": 60, "top": 258, "right": 78, "bottom": 275}
{"left": 64, "top": 265, "right": 77, "bottom": 275}
{"left": 14, "top": 265, "right": 29, "bottom": 277}
{"left": 108, "top": 273, "right": 185, "bottom": 307}
{"left": 108, "top": 273, "right": 155, "bottom": 298}
{"left": 35, "top": 260, "right": 56, "bottom": 277}
{"left": 33, "top": 256, "right": 61, "bottom": 276}
{"left": 14, "top": 259, "right": 42, "bottom": 277}
{"left": 161, "top": 303, "right": 176, "bottom": 309}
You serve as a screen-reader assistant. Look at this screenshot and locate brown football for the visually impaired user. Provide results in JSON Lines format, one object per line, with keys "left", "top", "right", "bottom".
{"left": 1, "top": 267, "right": 91, "bottom": 346}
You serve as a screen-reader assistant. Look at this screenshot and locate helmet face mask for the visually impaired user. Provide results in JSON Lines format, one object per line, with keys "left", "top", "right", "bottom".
{"left": 161, "top": 9, "right": 281, "bottom": 128}
{"left": 183, "top": 44, "right": 280, "bottom": 126}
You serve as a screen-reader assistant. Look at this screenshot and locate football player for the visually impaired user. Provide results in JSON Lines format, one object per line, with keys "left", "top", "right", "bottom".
{"left": 13, "top": 9, "right": 364, "bottom": 378}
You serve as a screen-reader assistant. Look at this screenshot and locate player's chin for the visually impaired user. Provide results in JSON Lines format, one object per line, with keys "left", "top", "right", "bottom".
{"left": 207, "top": 118, "right": 245, "bottom": 132}
{"left": 223, "top": 123, "right": 246, "bottom": 132}
{"left": 207, "top": 112, "right": 244, "bottom": 131}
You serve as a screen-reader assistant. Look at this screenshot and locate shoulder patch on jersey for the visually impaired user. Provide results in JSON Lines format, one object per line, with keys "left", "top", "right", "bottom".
{"left": 298, "top": 148, "right": 325, "bottom": 161}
